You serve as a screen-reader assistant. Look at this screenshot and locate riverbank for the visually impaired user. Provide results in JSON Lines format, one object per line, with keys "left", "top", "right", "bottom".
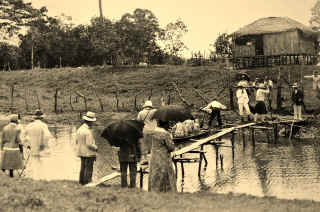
{"left": 1, "top": 64, "right": 320, "bottom": 211}
{"left": 1, "top": 172, "right": 320, "bottom": 212}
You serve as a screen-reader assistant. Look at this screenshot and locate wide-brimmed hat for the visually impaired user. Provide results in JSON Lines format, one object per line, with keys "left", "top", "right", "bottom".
{"left": 34, "top": 109, "right": 44, "bottom": 118}
{"left": 292, "top": 82, "right": 298, "bottom": 88}
{"left": 9, "top": 114, "right": 18, "bottom": 122}
{"left": 82, "top": 111, "right": 96, "bottom": 122}
{"left": 142, "top": 100, "right": 153, "bottom": 109}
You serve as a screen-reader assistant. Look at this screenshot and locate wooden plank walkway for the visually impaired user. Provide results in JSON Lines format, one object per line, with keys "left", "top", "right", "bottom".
{"left": 173, "top": 122, "right": 255, "bottom": 157}
{"left": 87, "top": 122, "right": 256, "bottom": 187}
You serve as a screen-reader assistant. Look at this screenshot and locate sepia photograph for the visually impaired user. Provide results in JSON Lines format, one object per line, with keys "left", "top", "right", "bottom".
{"left": 0, "top": 0, "right": 320, "bottom": 211}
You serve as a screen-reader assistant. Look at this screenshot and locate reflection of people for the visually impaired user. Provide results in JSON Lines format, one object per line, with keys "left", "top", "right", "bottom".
{"left": 201, "top": 100, "right": 227, "bottom": 128}
{"left": 23, "top": 110, "right": 52, "bottom": 156}
{"left": 148, "top": 120, "right": 176, "bottom": 192}
{"left": 75, "top": 111, "right": 98, "bottom": 185}
{"left": 118, "top": 137, "right": 139, "bottom": 188}
{"left": 254, "top": 83, "right": 269, "bottom": 122}
{"left": 137, "top": 100, "right": 157, "bottom": 165}
{"left": 236, "top": 85, "right": 252, "bottom": 122}
{"left": 0, "top": 114, "right": 23, "bottom": 177}
{"left": 291, "top": 83, "right": 304, "bottom": 120}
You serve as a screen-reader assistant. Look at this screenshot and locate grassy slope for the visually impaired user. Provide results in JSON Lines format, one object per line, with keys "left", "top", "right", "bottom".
{"left": 1, "top": 173, "right": 320, "bottom": 212}
{"left": 0, "top": 64, "right": 320, "bottom": 211}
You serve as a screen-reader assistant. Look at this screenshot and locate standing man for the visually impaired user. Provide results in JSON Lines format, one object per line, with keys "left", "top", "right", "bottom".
{"left": 200, "top": 100, "right": 227, "bottom": 129}
{"left": 24, "top": 109, "right": 52, "bottom": 156}
{"left": 137, "top": 100, "right": 157, "bottom": 165}
{"left": 118, "top": 137, "right": 139, "bottom": 188}
{"left": 291, "top": 83, "right": 304, "bottom": 120}
{"left": 76, "top": 111, "right": 98, "bottom": 185}
{"left": 0, "top": 114, "right": 24, "bottom": 177}
{"left": 236, "top": 85, "right": 252, "bottom": 122}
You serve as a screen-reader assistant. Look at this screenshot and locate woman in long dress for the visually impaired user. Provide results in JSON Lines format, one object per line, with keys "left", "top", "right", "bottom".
{"left": 147, "top": 120, "right": 176, "bottom": 192}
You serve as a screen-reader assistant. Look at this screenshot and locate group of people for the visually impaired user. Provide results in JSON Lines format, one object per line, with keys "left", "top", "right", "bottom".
{"left": 235, "top": 74, "right": 273, "bottom": 122}
{"left": 235, "top": 73, "right": 306, "bottom": 122}
{"left": 0, "top": 109, "right": 52, "bottom": 178}
{"left": 77, "top": 100, "right": 177, "bottom": 192}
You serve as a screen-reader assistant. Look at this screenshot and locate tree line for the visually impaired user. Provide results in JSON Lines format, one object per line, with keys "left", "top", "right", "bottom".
{"left": 0, "top": 1, "right": 189, "bottom": 70}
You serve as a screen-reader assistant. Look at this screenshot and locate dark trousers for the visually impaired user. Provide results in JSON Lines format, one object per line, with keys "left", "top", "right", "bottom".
{"left": 208, "top": 108, "right": 222, "bottom": 127}
{"left": 120, "top": 161, "right": 137, "bottom": 188}
{"left": 79, "top": 156, "right": 96, "bottom": 185}
{"left": 2, "top": 169, "right": 13, "bottom": 177}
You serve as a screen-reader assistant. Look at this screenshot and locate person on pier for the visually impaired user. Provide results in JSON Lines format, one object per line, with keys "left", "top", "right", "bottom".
{"left": 236, "top": 85, "right": 252, "bottom": 122}
{"left": 291, "top": 82, "right": 304, "bottom": 120}
{"left": 200, "top": 100, "right": 227, "bottom": 129}
{"left": 254, "top": 83, "right": 270, "bottom": 122}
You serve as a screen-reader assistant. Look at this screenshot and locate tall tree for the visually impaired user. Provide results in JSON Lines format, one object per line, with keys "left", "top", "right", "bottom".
{"left": 213, "top": 33, "right": 232, "bottom": 57}
{"left": 310, "top": 0, "right": 320, "bottom": 30}
{"left": 160, "top": 19, "right": 188, "bottom": 63}
{"left": 0, "top": 0, "right": 47, "bottom": 37}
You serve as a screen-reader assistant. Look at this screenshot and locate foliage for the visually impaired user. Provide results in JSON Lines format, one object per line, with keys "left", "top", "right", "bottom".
{"left": 0, "top": 0, "right": 47, "bottom": 38}
{"left": 160, "top": 19, "right": 188, "bottom": 64}
{"left": 310, "top": 0, "right": 320, "bottom": 30}
{"left": 212, "top": 33, "right": 232, "bottom": 57}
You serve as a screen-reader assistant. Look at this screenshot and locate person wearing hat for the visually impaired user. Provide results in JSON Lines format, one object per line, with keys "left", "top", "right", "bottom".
{"left": 254, "top": 83, "right": 270, "bottom": 122}
{"left": 0, "top": 114, "right": 24, "bottom": 177}
{"left": 291, "top": 83, "right": 304, "bottom": 120}
{"left": 137, "top": 100, "right": 157, "bottom": 165}
{"left": 236, "top": 84, "right": 252, "bottom": 122}
{"left": 200, "top": 99, "right": 227, "bottom": 129}
{"left": 75, "top": 111, "right": 98, "bottom": 185}
{"left": 23, "top": 109, "right": 52, "bottom": 156}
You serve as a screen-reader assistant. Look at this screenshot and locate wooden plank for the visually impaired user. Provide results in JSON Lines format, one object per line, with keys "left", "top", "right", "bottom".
{"left": 173, "top": 122, "right": 255, "bottom": 157}
{"left": 85, "top": 172, "right": 121, "bottom": 187}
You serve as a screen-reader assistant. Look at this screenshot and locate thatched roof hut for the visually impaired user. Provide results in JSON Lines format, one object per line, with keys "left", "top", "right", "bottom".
{"left": 233, "top": 17, "right": 319, "bottom": 58}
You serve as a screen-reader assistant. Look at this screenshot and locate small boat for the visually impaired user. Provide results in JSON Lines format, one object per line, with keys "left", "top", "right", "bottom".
{"left": 173, "top": 129, "right": 210, "bottom": 143}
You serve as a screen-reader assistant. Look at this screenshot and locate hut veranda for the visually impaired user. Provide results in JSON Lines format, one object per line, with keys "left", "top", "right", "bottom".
{"left": 232, "top": 17, "right": 319, "bottom": 69}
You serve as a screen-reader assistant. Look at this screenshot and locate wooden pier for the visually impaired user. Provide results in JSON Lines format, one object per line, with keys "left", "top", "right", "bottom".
{"left": 87, "top": 118, "right": 307, "bottom": 187}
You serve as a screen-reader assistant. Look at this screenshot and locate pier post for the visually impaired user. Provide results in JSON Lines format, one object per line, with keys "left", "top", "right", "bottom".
{"left": 273, "top": 123, "right": 279, "bottom": 143}
{"left": 242, "top": 128, "right": 246, "bottom": 149}
{"left": 220, "top": 154, "right": 224, "bottom": 170}
{"left": 231, "top": 132, "right": 235, "bottom": 161}
{"left": 250, "top": 127, "right": 255, "bottom": 148}
{"left": 214, "top": 144, "right": 219, "bottom": 168}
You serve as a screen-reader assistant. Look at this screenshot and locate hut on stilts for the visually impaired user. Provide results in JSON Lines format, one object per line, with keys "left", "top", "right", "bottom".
{"left": 232, "top": 17, "right": 319, "bottom": 69}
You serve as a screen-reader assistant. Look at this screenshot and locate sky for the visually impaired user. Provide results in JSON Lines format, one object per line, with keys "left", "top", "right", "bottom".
{"left": 29, "top": 0, "right": 317, "bottom": 57}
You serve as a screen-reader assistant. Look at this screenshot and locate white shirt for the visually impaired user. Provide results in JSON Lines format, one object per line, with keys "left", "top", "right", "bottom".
{"left": 75, "top": 123, "right": 97, "bottom": 157}
{"left": 256, "top": 88, "right": 269, "bottom": 102}
{"left": 236, "top": 88, "right": 249, "bottom": 104}
{"left": 201, "top": 101, "right": 227, "bottom": 113}
{"left": 23, "top": 119, "right": 53, "bottom": 156}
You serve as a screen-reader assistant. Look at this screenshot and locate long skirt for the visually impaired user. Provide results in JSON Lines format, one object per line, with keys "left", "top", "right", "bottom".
{"left": 0, "top": 148, "right": 23, "bottom": 170}
{"left": 255, "top": 101, "right": 267, "bottom": 114}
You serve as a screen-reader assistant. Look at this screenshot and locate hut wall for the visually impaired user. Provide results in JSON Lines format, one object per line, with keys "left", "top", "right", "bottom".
{"left": 234, "top": 45, "right": 255, "bottom": 57}
{"left": 263, "top": 30, "right": 316, "bottom": 56}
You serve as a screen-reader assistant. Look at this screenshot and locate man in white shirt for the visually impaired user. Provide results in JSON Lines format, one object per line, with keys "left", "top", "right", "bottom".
{"left": 137, "top": 100, "right": 157, "bottom": 164}
{"left": 23, "top": 110, "right": 52, "bottom": 156}
{"left": 76, "top": 111, "right": 98, "bottom": 185}
{"left": 236, "top": 85, "right": 252, "bottom": 122}
{"left": 201, "top": 100, "right": 227, "bottom": 128}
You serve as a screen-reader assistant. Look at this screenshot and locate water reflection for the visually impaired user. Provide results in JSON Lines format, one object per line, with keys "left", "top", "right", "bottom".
{"left": 17, "top": 125, "right": 320, "bottom": 202}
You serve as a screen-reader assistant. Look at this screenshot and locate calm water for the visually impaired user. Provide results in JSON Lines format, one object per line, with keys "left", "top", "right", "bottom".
{"left": 20, "top": 125, "right": 320, "bottom": 202}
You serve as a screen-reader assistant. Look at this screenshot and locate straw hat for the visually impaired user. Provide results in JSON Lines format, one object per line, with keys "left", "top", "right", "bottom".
{"left": 292, "top": 82, "right": 298, "bottom": 88}
{"left": 34, "top": 109, "right": 44, "bottom": 118}
{"left": 142, "top": 100, "right": 153, "bottom": 109}
{"left": 82, "top": 111, "right": 96, "bottom": 122}
{"left": 9, "top": 114, "right": 18, "bottom": 123}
